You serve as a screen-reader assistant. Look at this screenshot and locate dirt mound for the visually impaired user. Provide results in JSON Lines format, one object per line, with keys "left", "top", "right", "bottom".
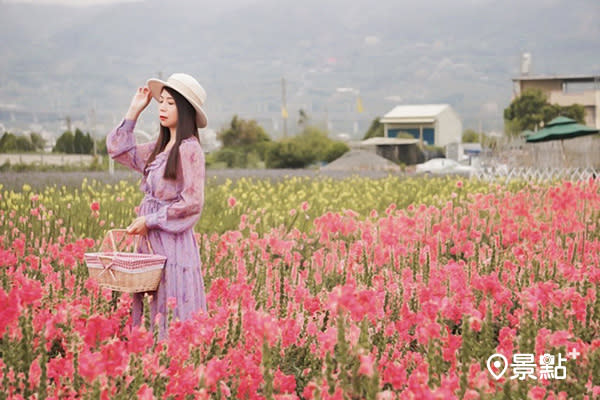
{"left": 321, "top": 150, "right": 402, "bottom": 172}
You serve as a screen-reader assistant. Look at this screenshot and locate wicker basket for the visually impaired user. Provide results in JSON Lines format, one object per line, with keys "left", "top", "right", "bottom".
{"left": 84, "top": 229, "right": 166, "bottom": 293}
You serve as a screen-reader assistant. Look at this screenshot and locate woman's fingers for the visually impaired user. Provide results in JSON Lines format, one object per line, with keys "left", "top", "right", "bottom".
{"left": 126, "top": 216, "right": 148, "bottom": 235}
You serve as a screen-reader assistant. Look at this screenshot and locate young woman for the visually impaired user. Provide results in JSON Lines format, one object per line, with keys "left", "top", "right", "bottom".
{"left": 106, "top": 73, "right": 208, "bottom": 339}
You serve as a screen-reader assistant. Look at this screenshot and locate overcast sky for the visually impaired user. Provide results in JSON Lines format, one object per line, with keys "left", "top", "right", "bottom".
{"left": 5, "top": 0, "right": 143, "bottom": 5}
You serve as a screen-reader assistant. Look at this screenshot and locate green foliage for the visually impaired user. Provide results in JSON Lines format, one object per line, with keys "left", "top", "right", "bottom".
{"left": 395, "top": 131, "right": 416, "bottom": 139}
{"left": 53, "top": 131, "right": 74, "bottom": 154}
{"left": 362, "top": 117, "right": 384, "bottom": 140}
{"left": 213, "top": 116, "right": 271, "bottom": 168}
{"left": 29, "top": 133, "right": 46, "bottom": 151}
{"left": 95, "top": 137, "right": 108, "bottom": 155}
{"left": 0, "top": 132, "right": 38, "bottom": 153}
{"left": 53, "top": 129, "right": 99, "bottom": 155}
{"left": 73, "top": 129, "right": 94, "bottom": 154}
{"left": 265, "top": 139, "right": 316, "bottom": 168}
{"left": 462, "top": 129, "right": 481, "bottom": 143}
{"left": 504, "top": 89, "right": 586, "bottom": 136}
{"left": 218, "top": 115, "right": 271, "bottom": 148}
{"left": 208, "top": 147, "right": 263, "bottom": 168}
{"left": 265, "top": 126, "right": 349, "bottom": 168}
{"left": 0, "top": 132, "right": 17, "bottom": 152}
{"left": 324, "top": 141, "right": 350, "bottom": 163}
{"left": 545, "top": 103, "right": 585, "bottom": 124}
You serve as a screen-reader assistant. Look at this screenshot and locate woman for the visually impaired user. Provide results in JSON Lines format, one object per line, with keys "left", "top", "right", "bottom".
{"left": 106, "top": 73, "right": 208, "bottom": 339}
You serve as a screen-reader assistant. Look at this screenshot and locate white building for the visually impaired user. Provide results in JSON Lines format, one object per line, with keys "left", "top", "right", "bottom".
{"left": 380, "top": 104, "right": 462, "bottom": 147}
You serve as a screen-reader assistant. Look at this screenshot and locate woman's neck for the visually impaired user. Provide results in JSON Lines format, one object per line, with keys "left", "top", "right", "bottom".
{"left": 165, "top": 128, "right": 177, "bottom": 151}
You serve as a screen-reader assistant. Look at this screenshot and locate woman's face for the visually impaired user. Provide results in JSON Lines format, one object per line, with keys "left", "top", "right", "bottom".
{"left": 158, "top": 88, "right": 178, "bottom": 130}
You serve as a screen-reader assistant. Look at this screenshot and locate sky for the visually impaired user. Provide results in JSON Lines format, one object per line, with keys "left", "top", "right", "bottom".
{"left": 1, "top": 0, "right": 598, "bottom": 137}
{"left": 4, "top": 0, "right": 142, "bottom": 5}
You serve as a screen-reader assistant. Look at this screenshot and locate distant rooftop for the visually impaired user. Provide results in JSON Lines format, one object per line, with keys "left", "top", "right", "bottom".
{"left": 380, "top": 104, "right": 451, "bottom": 124}
{"left": 512, "top": 74, "right": 600, "bottom": 83}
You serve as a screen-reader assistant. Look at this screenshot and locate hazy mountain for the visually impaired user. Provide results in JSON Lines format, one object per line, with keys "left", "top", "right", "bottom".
{"left": 1, "top": 0, "right": 599, "bottom": 138}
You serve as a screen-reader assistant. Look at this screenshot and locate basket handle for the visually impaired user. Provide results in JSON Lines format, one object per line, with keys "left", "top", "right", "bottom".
{"left": 103, "top": 229, "right": 155, "bottom": 254}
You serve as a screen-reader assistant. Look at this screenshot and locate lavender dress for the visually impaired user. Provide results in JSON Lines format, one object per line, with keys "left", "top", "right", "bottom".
{"left": 106, "top": 119, "right": 207, "bottom": 339}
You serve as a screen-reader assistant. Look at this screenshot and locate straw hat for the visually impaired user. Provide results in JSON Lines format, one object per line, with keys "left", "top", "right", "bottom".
{"left": 147, "top": 73, "right": 208, "bottom": 129}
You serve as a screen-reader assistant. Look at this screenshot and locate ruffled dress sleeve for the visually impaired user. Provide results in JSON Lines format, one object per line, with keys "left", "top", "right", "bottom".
{"left": 144, "top": 139, "right": 205, "bottom": 233}
{"left": 106, "top": 119, "right": 156, "bottom": 174}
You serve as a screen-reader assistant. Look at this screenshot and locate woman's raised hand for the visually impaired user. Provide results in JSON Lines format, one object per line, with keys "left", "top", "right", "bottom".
{"left": 125, "top": 86, "right": 152, "bottom": 121}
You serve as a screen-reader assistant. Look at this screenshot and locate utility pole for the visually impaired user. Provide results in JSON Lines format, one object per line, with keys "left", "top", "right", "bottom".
{"left": 91, "top": 104, "right": 97, "bottom": 157}
{"left": 479, "top": 119, "right": 483, "bottom": 147}
{"left": 281, "top": 77, "right": 288, "bottom": 138}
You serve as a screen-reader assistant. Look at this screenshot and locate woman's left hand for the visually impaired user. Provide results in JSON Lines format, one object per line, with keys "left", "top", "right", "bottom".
{"left": 126, "top": 216, "right": 148, "bottom": 235}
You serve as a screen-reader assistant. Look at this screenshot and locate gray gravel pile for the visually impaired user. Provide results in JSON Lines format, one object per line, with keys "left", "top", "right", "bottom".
{"left": 321, "top": 150, "right": 402, "bottom": 172}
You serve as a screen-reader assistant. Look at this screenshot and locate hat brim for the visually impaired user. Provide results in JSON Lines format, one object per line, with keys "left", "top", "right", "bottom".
{"left": 147, "top": 78, "right": 208, "bottom": 129}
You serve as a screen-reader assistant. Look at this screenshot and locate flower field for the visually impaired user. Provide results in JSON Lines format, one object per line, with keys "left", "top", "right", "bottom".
{"left": 0, "top": 176, "right": 599, "bottom": 399}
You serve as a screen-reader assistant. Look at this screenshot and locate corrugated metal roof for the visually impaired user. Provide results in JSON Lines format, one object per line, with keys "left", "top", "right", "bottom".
{"left": 381, "top": 104, "right": 449, "bottom": 122}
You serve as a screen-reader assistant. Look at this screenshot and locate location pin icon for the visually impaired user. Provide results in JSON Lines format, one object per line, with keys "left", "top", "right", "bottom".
{"left": 486, "top": 354, "right": 508, "bottom": 380}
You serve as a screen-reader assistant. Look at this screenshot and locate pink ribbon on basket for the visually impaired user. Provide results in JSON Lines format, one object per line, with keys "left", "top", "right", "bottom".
{"left": 97, "top": 255, "right": 117, "bottom": 281}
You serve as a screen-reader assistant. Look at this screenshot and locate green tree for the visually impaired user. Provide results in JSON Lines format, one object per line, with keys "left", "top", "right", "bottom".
{"left": 73, "top": 129, "right": 94, "bottom": 154}
{"left": 0, "top": 132, "right": 36, "bottom": 152}
{"left": 15, "top": 136, "right": 35, "bottom": 152}
{"left": 462, "top": 129, "right": 481, "bottom": 143}
{"left": 504, "top": 89, "right": 586, "bottom": 136}
{"left": 362, "top": 117, "right": 384, "bottom": 140}
{"left": 213, "top": 116, "right": 271, "bottom": 167}
{"left": 504, "top": 89, "right": 548, "bottom": 135}
{"left": 53, "top": 131, "right": 75, "bottom": 153}
{"left": 29, "top": 132, "right": 46, "bottom": 151}
{"left": 265, "top": 126, "right": 349, "bottom": 168}
{"left": 218, "top": 115, "right": 271, "bottom": 148}
{"left": 541, "top": 103, "right": 584, "bottom": 126}
{"left": 265, "top": 139, "right": 316, "bottom": 168}
{"left": 324, "top": 141, "right": 350, "bottom": 162}
{"left": 0, "top": 132, "right": 17, "bottom": 153}
{"left": 96, "top": 137, "right": 108, "bottom": 155}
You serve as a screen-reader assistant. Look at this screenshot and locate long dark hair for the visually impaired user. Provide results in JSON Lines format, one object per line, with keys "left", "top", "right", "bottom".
{"left": 145, "top": 86, "right": 199, "bottom": 180}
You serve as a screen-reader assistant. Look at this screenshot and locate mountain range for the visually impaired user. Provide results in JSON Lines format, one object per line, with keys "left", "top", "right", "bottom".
{"left": 0, "top": 0, "right": 599, "bottom": 140}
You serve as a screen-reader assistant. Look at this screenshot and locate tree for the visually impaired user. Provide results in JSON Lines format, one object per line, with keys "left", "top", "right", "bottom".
{"left": 0, "top": 132, "right": 36, "bottom": 152}
{"left": 504, "top": 89, "right": 586, "bottom": 136}
{"left": 363, "top": 117, "right": 384, "bottom": 140}
{"left": 213, "top": 116, "right": 272, "bottom": 168}
{"left": 53, "top": 131, "right": 75, "bottom": 153}
{"left": 265, "top": 139, "right": 316, "bottom": 168}
{"left": 73, "top": 129, "right": 93, "bottom": 154}
{"left": 265, "top": 126, "right": 349, "bottom": 168}
{"left": 29, "top": 132, "right": 46, "bottom": 151}
{"left": 0, "top": 132, "right": 17, "bottom": 153}
{"left": 504, "top": 89, "right": 548, "bottom": 135}
{"left": 462, "top": 129, "right": 481, "bottom": 143}
{"left": 53, "top": 129, "right": 94, "bottom": 154}
{"left": 96, "top": 137, "right": 108, "bottom": 155}
{"left": 218, "top": 115, "right": 271, "bottom": 148}
{"left": 15, "top": 136, "right": 35, "bottom": 152}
